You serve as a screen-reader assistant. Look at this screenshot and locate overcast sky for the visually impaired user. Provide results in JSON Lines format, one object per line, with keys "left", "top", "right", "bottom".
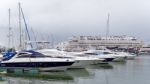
{"left": 0, "top": 0, "right": 150, "bottom": 47}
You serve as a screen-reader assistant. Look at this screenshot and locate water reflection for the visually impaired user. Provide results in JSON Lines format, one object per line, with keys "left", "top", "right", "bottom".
{"left": 111, "top": 61, "right": 126, "bottom": 65}
{"left": 0, "top": 68, "right": 95, "bottom": 84}
{"left": 3, "top": 71, "right": 73, "bottom": 80}
{"left": 5, "top": 77, "right": 57, "bottom": 84}
{"left": 0, "top": 71, "right": 74, "bottom": 84}
{"left": 66, "top": 69, "right": 94, "bottom": 78}
{"left": 87, "top": 63, "right": 113, "bottom": 69}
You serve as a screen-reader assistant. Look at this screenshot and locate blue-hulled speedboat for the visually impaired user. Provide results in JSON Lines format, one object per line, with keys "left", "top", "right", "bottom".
{"left": 0, "top": 50, "right": 74, "bottom": 71}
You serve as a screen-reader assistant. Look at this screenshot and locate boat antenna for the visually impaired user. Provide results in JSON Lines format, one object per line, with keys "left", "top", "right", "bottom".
{"left": 20, "top": 4, "right": 33, "bottom": 49}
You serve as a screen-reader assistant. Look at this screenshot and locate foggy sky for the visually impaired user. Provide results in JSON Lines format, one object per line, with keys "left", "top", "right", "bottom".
{"left": 0, "top": 0, "right": 150, "bottom": 47}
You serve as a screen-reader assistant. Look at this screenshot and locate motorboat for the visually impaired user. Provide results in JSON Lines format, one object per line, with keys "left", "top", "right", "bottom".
{"left": 69, "top": 52, "right": 105, "bottom": 65}
{"left": 37, "top": 49, "right": 104, "bottom": 69}
{"left": 111, "top": 52, "right": 127, "bottom": 62}
{"left": 0, "top": 50, "right": 74, "bottom": 71}
{"left": 67, "top": 55, "right": 104, "bottom": 68}
{"left": 85, "top": 49, "right": 128, "bottom": 62}
{"left": 114, "top": 52, "right": 136, "bottom": 60}
{"left": 82, "top": 50, "right": 116, "bottom": 62}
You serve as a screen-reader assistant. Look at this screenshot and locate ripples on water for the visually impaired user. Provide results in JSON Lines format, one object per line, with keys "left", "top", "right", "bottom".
{"left": 0, "top": 55, "right": 150, "bottom": 84}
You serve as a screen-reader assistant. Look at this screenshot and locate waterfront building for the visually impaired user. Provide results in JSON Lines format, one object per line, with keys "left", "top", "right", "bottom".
{"left": 56, "top": 35, "right": 144, "bottom": 51}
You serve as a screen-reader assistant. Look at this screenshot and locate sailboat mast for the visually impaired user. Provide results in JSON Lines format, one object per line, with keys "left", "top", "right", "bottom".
{"left": 106, "top": 13, "right": 110, "bottom": 38}
{"left": 51, "top": 34, "right": 54, "bottom": 48}
{"left": 18, "top": 2, "right": 22, "bottom": 49}
{"left": 31, "top": 27, "right": 38, "bottom": 48}
{"left": 20, "top": 6, "right": 33, "bottom": 48}
{"left": 8, "top": 8, "right": 11, "bottom": 48}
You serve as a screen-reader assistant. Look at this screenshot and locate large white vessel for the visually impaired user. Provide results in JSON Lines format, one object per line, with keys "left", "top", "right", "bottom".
{"left": 0, "top": 50, "right": 74, "bottom": 71}
{"left": 56, "top": 35, "right": 143, "bottom": 52}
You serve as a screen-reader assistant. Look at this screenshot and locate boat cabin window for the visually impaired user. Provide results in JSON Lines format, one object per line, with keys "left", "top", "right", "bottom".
{"left": 17, "top": 51, "right": 45, "bottom": 58}
{"left": 17, "top": 52, "right": 32, "bottom": 58}
{"left": 30, "top": 52, "right": 45, "bottom": 57}
{"left": 103, "top": 52, "right": 112, "bottom": 54}
{"left": 73, "top": 54, "right": 86, "bottom": 56}
{"left": 84, "top": 53, "right": 98, "bottom": 55}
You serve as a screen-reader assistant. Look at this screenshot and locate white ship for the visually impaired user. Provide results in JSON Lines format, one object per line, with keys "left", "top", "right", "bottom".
{"left": 56, "top": 35, "right": 143, "bottom": 52}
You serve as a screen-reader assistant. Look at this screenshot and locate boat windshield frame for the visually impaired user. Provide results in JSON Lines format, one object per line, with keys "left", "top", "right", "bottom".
{"left": 16, "top": 51, "right": 46, "bottom": 58}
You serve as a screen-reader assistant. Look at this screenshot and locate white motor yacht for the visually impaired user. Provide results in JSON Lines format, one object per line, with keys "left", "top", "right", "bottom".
{"left": 115, "top": 52, "right": 136, "bottom": 60}
{"left": 37, "top": 49, "right": 104, "bottom": 69}
{"left": 0, "top": 50, "right": 74, "bottom": 71}
{"left": 112, "top": 52, "right": 127, "bottom": 62}
{"left": 69, "top": 52, "right": 105, "bottom": 65}
{"left": 87, "top": 49, "right": 127, "bottom": 62}
{"left": 82, "top": 50, "right": 116, "bottom": 62}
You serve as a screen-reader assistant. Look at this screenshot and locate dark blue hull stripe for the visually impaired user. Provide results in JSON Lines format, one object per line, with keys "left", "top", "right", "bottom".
{"left": 0, "top": 62, "right": 74, "bottom": 68}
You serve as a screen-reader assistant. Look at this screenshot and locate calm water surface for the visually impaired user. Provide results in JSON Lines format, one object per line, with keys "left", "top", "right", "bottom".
{"left": 0, "top": 55, "right": 150, "bottom": 84}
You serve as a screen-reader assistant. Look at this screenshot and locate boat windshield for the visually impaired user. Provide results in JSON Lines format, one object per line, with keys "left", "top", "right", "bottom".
{"left": 17, "top": 50, "right": 45, "bottom": 58}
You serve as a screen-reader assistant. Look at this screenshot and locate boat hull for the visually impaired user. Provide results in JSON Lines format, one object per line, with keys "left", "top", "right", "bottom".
{"left": 0, "top": 62, "right": 74, "bottom": 71}
{"left": 113, "top": 57, "right": 126, "bottom": 62}
{"left": 102, "top": 58, "right": 114, "bottom": 62}
{"left": 68, "top": 60, "right": 94, "bottom": 69}
{"left": 91, "top": 59, "right": 105, "bottom": 64}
